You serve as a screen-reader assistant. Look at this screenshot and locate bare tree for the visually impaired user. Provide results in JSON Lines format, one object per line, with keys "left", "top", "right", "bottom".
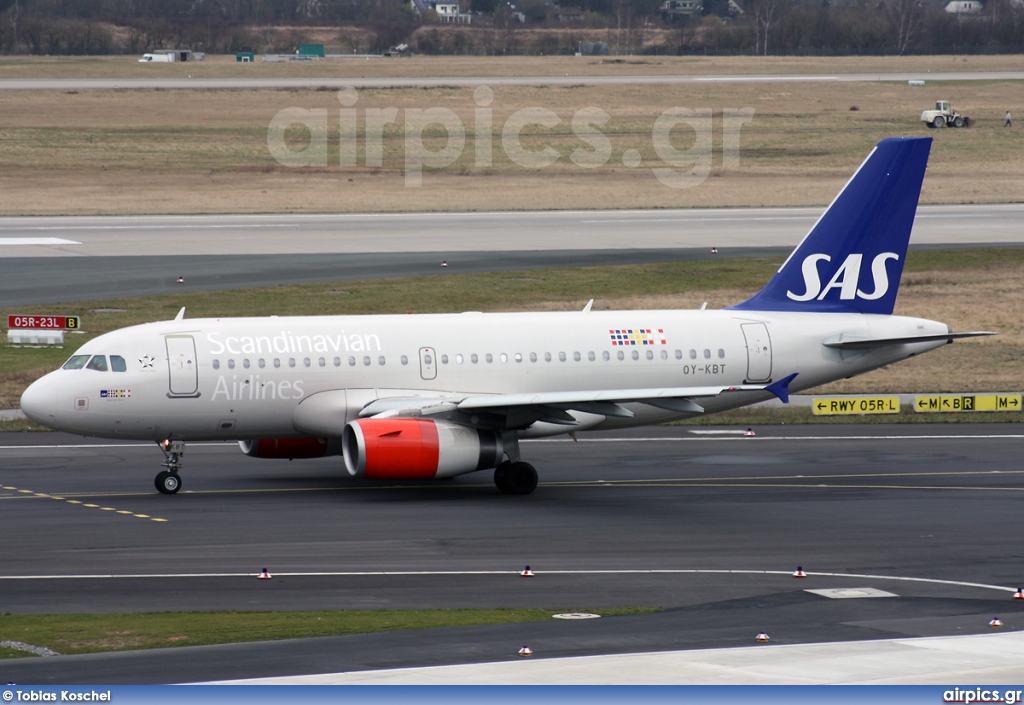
{"left": 885, "top": 0, "right": 923, "bottom": 55}
{"left": 8, "top": 0, "right": 20, "bottom": 52}
{"left": 752, "top": 0, "right": 777, "bottom": 55}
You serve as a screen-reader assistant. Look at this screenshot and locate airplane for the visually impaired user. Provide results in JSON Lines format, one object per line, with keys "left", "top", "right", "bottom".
{"left": 20, "top": 136, "right": 992, "bottom": 496}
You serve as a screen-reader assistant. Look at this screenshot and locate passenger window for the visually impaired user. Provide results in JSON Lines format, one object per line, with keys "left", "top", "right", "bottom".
{"left": 378, "top": 356, "right": 386, "bottom": 366}
{"left": 559, "top": 352, "right": 566, "bottom": 362}
{"left": 243, "top": 359, "right": 250, "bottom": 369}
{"left": 704, "top": 349, "right": 711, "bottom": 359}
{"left": 456, "top": 354, "right": 464, "bottom": 364}
{"left": 213, "top": 359, "right": 221, "bottom": 370}
{"left": 319, "top": 357, "right": 326, "bottom": 367}
{"left": 288, "top": 358, "right": 296, "bottom": 368}
{"left": 335, "top": 357, "right": 342, "bottom": 367}
{"left": 617, "top": 351, "right": 624, "bottom": 361}
{"left": 441, "top": 354, "right": 449, "bottom": 364}
{"left": 675, "top": 350, "right": 682, "bottom": 360}
{"left": 631, "top": 351, "right": 639, "bottom": 360}
{"left": 573, "top": 352, "right": 581, "bottom": 362}
{"left": 471, "top": 354, "right": 478, "bottom": 364}
{"left": 86, "top": 355, "right": 108, "bottom": 372}
{"left": 514, "top": 353, "right": 523, "bottom": 363}
{"left": 529, "top": 353, "right": 537, "bottom": 363}
{"left": 259, "top": 358, "right": 266, "bottom": 368}
{"left": 588, "top": 352, "right": 596, "bottom": 361}
{"left": 602, "top": 351, "right": 610, "bottom": 361}
{"left": 718, "top": 349, "right": 725, "bottom": 359}
{"left": 349, "top": 357, "right": 356, "bottom": 367}
{"left": 689, "top": 350, "right": 697, "bottom": 360}
{"left": 500, "top": 353, "right": 508, "bottom": 363}
{"left": 62, "top": 355, "right": 90, "bottom": 370}
{"left": 646, "top": 350, "right": 653, "bottom": 360}
{"left": 661, "top": 350, "right": 668, "bottom": 360}
{"left": 110, "top": 355, "right": 127, "bottom": 372}
{"left": 401, "top": 355, "right": 409, "bottom": 365}
{"left": 486, "top": 354, "right": 493, "bottom": 363}
{"left": 544, "top": 352, "right": 551, "bottom": 362}
{"left": 363, "top": 356, "right": 371, "bottom": 366}
{"left": 303, "top": 357, "right": 311, "bottom": 367}
{"left": 274, "top": 358, "right": 281, "bottom": 368}
{"left": 227, "top": 359, "right": 235, "bottom": 369}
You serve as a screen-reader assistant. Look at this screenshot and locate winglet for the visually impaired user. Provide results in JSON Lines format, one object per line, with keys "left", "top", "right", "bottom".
{"left": 764, "top": 373, "right": 798, "bottom": 404}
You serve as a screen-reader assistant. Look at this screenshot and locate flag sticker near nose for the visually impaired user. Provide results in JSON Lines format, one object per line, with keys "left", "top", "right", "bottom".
{"left": 100, "top": 390, "right": 131, "bottom": 399}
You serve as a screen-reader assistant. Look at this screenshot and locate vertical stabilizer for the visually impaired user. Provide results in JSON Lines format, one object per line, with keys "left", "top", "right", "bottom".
{"left": 729, "top": 137, "right": 932, "bottom": 314}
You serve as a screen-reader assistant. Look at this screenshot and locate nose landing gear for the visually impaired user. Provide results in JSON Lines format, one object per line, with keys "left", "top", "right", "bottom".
{"left": 156, "top": 439, "right": 185, "bottom": 494}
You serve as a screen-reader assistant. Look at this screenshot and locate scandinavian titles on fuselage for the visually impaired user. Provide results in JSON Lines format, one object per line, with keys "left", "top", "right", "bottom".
{"left": 207, "top": 330, "right": 381, "bottom": 356}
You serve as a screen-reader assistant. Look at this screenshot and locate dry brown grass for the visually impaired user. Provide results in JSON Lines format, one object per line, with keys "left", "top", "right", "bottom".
{"left": 0, "top": 72, "right": 1022, "bottom": 215}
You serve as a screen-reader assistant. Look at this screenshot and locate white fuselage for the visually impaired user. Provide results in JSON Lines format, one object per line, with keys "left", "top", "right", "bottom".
{"left": 23, "top": 308, "right": 950, "bottom": 442}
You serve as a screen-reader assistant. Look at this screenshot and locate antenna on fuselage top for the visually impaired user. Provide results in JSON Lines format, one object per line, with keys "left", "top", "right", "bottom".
{"left": 175, "top": 307, "right": 186, "bottom": 321}
{"left": 582, "top": 299, "right": 594, "bottom": 312}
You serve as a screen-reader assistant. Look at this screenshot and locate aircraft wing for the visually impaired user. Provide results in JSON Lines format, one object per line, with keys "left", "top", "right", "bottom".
{"left": 357, "top": 375, "right": 798, "bottom": 429}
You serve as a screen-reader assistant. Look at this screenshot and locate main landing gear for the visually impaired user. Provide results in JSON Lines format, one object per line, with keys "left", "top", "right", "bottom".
{"left": 494, "top": 461, "right": 538, "bottom": 495}
{"left": 155, "top": 439, "right": 185, "bottom": 494}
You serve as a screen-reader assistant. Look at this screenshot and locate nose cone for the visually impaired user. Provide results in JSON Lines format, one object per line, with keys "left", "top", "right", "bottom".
{"left": 20, "top": 375, "right": 60, "bottom": 427}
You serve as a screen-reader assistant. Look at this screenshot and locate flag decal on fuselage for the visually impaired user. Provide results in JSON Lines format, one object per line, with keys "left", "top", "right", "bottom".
{"left": 609, "top": 329, "right": 667, "bottom": 346}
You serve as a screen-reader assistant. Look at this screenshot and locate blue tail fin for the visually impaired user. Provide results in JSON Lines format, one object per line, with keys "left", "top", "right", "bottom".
{"left": 729, "top": 137, "right": 932, "bottom": 315}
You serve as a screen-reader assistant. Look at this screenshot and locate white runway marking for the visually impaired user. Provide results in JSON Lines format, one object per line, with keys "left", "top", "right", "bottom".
{"left": 2, "top": 434, "right": 1023, "bottom": 452}
{"left": 0, "top": 238, "right": 80, "bottom": 245}
{"left": 0, "top": 568, "right": 1014, "bottom": 594}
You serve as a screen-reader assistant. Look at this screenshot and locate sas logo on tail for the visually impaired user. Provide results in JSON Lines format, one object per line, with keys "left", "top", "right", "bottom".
{"left": 787, "top": 252, "right": 899, "bottom": 302}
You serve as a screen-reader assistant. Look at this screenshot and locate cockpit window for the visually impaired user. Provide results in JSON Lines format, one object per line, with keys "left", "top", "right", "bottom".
{"left": 85, "top": 355, "right": 108, "bottom": 372}
{"left": 110, "top": 355, "right": 127, "bottom": 372}
{"left": 62, "top": 355, "right": 90, "bottom": 370}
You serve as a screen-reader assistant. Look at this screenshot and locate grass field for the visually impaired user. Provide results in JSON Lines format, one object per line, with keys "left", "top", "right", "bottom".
{"left": 0, "top": 607, "right": 654, "bottom": 658}
{"left": 0, "top": 56, "right": 1022, "bottom": 215}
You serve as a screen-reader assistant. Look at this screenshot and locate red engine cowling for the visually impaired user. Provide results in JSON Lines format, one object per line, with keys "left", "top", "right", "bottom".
{"left": 343, "top": 418, "right": 503, "bottom": 480}
{"left": 239, "top": 437, "right": 342, "bottom": 459}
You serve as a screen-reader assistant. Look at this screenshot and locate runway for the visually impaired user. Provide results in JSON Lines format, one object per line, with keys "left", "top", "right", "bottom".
{"left": 2, "top": 204, "right": 1022, "bottom": 306}
{"left": 2, "top": 425, "right": 1023, "bottom": 683}
{"left": 2, "top": 71, "right": 1023, "bottom": 91}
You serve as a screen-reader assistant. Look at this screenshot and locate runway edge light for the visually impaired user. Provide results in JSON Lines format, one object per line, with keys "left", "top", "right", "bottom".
{"left": 521, "top": 565, "right": 535, "bottom": 577}
{"left": 793, "top": 566, "right": 806, "bottom": 578}
{"left": 1013, "top": 588, "right": 1023, "bottom": 600}
{"left": 990, "top": 617, "right": 1003, "bottom": 628}
{"left": 755, "top": 632, "right": 770, "bottom": 642}
{"left": 745, "top": 428, "right": 756, "bottom": 437}
{"left": 519, "top": 645, "right": 533, "bottom": 656}
{"left": 258, "top": 568, "right": 272, "bottom": 580}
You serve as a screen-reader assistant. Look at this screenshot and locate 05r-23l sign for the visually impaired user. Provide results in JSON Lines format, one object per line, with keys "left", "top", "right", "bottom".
{"left": 8, "top": 315, "right": 80, "bottom": 330}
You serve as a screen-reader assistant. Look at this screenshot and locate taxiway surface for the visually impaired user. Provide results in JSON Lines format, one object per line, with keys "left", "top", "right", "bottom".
{"left": 2, "top": 425, "right": 1022, "bottom": 683}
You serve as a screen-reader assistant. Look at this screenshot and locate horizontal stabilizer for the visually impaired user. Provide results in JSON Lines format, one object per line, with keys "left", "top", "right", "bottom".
{"left": 823, "top": 331, "right": 995, "bottom": 350}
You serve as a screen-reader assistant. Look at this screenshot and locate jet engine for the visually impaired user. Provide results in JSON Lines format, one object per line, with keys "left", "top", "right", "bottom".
{"left": 343, "top": 418, "right": 503, "bottom": 480}
{"left": 239, "top": 437, "right": 342, "bottom": 459}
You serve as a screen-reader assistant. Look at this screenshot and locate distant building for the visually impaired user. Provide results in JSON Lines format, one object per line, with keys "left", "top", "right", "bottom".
{"left": 661, "top": 0, "right": 703, "bottom": 19}
{"left": 944, "top": 0, "right": 982, "bottom": 12}
{"left": 433, "top": 1, "right": 473, "bottom": 23}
